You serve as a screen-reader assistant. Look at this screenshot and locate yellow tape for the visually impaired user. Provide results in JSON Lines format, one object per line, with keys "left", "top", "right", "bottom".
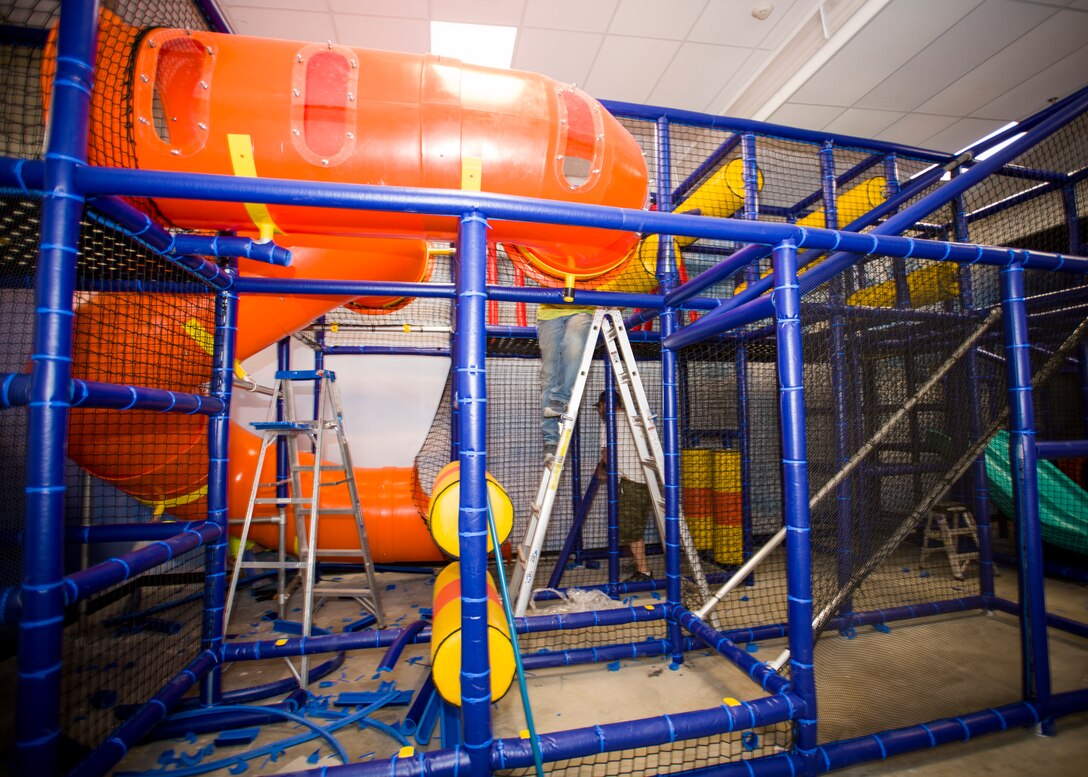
{"left": 275, "top": 638, "right": 288, "bottom": 646}
{"left": 398, "top": 746, "right": 415, "bottom": 758}
{"left": 723, "top": 697, "right": 741, "bottom": 707}
{"left": 228, "top": 133, "right": 281, "bottom": 241}
{"left": 461, "top": 156, "right": 482, "bottom": 191}
{"left": 136, "top": 485, "right": 208, "bottom": 518}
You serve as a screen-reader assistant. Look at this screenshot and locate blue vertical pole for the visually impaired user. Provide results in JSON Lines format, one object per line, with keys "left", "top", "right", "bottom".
{"left": 822, "top": 142, "right": 854, "bottom": 612}
{"left": 738, "top": 133, "right": 759, "bottom": 584}
{"left": 450, "top": 252, "right": 461, "bottom": 459}
{"left": 1001, "top": 261, "right": 1053, "bottom": 735}
{"left": 884, "top": 155, "right": 910, "bottom": 307}
{"left": 1079, "top": 343, "right": 1088, "bottom": 439}
{"left": 1062, "top": 184, "right": 1082, "bottom": 260}
{"left": 953, "top": 187, "right": 995, "bottom": 597}
{"left": 275, "top": 337, "right": 291, "bottom": 614}
{"left": 603, "top": 372, "right": 620, "bottom": 586}
{"left": 773, "top": 240, "right": 818, "bottom": 771}
{"left": 202, "top": 262, "right": 238, "bottom": 705}
{"left": 17, "top": 2, "right": 97, "bottom": 772}
{"left": 455, "top": 211, "right": 493, "bottom": 775}
{"left": 656, "top": 116, "right": 684, "bottom": 662}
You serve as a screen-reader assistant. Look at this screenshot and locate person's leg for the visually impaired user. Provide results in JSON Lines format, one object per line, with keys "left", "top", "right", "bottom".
{"left": 619, "top": 478, "right": 653, "bottom": 579}
{"left": 628, "top": 539, "right": 650, "bottom": 577}
{"left": 555, "top": 312, "right": 593, "bottom": 410}
{"left": 538, "top": 316, "right": 563, "bottom": 449}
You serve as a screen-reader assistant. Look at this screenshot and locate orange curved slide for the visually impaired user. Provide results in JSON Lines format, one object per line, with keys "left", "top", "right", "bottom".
{"left": 44, "top": 11, "right": 648, "bottom": 286}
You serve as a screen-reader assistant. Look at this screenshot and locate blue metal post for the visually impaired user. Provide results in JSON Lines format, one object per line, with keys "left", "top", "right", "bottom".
{"left": 455, "top": 211, "right": 493, "bottom": 775}
{"left": 1001, "top": 261, "right": 1053, "bottom": 735}
{"left": 822, "top": 142, "right": 855, "bottom": 610}
{"left": 17, "top": 1, "right": 97, "bottom": 772}
{"left": 202, "top": 262, "right": 238, "bottom": 705}
{"left": 954, "top": 187, "right": 996, "bottom": 597}
{"left": 656, "top": 116, "right": 684, "bottom": 661}
{"left": 773, "top": 240, "right": 818, "bottom": 769}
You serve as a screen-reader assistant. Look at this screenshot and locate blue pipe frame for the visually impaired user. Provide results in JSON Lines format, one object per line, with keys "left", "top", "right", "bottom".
{"left": 17, "top": 4, "right": 1088, "bottom": 775}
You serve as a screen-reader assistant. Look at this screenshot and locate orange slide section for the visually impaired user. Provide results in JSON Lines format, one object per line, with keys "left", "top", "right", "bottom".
{"left": 59, "top": 13, "right": 648, "bottom": 561}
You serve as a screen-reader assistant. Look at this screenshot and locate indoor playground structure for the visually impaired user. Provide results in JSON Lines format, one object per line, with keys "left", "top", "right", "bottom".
{"left": 2, "top": 1, "right": 1088, "bottom": 776}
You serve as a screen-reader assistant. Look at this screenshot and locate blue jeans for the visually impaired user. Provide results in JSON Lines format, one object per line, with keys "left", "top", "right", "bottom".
{"left": 538, "top": 312, "right": 593, "bottom": 448}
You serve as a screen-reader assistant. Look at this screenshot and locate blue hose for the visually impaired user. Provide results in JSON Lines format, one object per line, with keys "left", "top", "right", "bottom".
{"left": 488, "top": 501, "right": 545, "bottom": 777}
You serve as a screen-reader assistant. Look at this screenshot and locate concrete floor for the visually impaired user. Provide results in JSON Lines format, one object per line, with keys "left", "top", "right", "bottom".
{"left": 109, "top": 565, "right": 1088, "bottom": 776}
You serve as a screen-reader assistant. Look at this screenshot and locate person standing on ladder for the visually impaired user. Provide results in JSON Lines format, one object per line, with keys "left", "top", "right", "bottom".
{"left": 597, "top": 390, "right": 654, "bottom": 582}
{"left": 538, "top": 303, "right": 593, "bottom": 464}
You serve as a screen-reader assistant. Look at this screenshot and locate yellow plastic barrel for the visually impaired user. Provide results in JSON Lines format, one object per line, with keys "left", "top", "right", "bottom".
{"left": 427, "top": 461, "right": 513, "bottom": 558}
{"left": 674, "top": 158, "right": 764, "bottom": 247}
{"left": 430, "top": 562, "right": 516, "bottom": 706}
{"left": 681, "top": 448, "right": 715, "bottom": 551}
{"left": 711, "top": 450, "right": 743, "bottom": 566}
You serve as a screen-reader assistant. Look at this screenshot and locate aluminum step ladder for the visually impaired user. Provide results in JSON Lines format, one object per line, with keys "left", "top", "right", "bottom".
{"left": 509, "top": 309, "right": 717, "bottom": 619}
{"left": 224, "top": 369, "right": 385, "bottom": 685}
{"left": 919, "top": 502, "right": 979, "bottom": 580}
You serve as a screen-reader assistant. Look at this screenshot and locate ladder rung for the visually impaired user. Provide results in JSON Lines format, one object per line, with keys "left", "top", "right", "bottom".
{"left": 228, "top": 516, "right": 284, "bottom": 525}
{"left": 314, "top": 587, "right": 374, "bottom": 596}
{"left": 253, "top": 497, "right": 314, "bottom": 505}
{"left": 316, "top": 508, "right": 359, "bottom": 516}
{"left": 252, "top": 421, "right": 316, "bottom": 432}
{"left": 237, "top": 560, "right": 306, "bottom": 570}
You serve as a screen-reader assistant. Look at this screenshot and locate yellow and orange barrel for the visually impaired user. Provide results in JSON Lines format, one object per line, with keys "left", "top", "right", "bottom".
{"left": 681, "top": 448, "right": 715, "bottom": 551}
{"left": 45, "top": 12, "right": 648, "bottom": 286}
{"left": 711, "top": 450, "right": 743, "bottom": 566}
{"left": 427, "top": 462, "right": 513, "bottom": 558}
{"left": 430, "top": 562, "right": 516, "bottom": 706}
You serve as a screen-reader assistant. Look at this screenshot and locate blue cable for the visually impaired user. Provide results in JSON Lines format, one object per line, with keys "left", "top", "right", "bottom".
{"left": 488, "top": 500, "right": 546, "bottom": 777}
{"left": 115, "top": 692, "right": 399, "bottom": 777}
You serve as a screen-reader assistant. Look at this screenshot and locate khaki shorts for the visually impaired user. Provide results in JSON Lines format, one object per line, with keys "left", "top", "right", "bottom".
{"left": 618, "top": 477, "right": 652, "bottom": 545}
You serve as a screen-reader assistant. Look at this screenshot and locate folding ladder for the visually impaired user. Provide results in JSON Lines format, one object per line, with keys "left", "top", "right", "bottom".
{"left": 919, "top": 502, "right": 979, "bottom": 580}
{"left": 225, "top": 369, "right": 385, "bottom": 685}
{"left": 509, "top": 309, "right": 716, "bottom": 618}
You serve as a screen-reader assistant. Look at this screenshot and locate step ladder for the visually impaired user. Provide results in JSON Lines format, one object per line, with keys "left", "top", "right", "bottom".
{"left": 509, "top": 309, "right": 717, "bottom": 621}
{"left": 919, "top": 502, "right": 979, "bottom": 580}
{"left": 224, "top": 369, "right": 385, "bottom": 685}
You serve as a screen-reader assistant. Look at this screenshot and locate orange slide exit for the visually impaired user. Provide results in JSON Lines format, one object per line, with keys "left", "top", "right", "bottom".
{"left": 59, "top": 13, "right": 649, "bottom": 561}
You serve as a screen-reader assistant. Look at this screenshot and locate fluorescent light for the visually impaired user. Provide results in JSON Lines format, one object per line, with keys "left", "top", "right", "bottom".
{"left": 430, "top": 21, "right": 516, "bottom": 69}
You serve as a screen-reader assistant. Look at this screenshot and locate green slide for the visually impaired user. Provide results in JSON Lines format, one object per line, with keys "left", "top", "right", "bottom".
{"left": 985, "top": 430, "right": 1088, "bottom": 554}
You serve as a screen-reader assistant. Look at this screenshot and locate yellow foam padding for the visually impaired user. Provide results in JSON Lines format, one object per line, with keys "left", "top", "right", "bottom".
{"left": 674, "top": 158, "right": 763, "bottom": 247}
{"left": 431, "top": 563, "right": 515, "bottom": 706}
{"left": 228, "top": 133, "right": 281, "bottom": 242}
{"left": 713, "top": 525, "right": 743, "bottom": 566}
{"left": 847, "top": 262, "right": 961, "bottom": 309}
{"left": 461, "top": 156, "right": 483, "bottom": 191}
{"left": 427, "top": 461, "right": 514, "bottom": 558}
{"left": 712, "top": 450, "right": 742, "bottom": 491}
{"left": 735, "top": 177, "right": 888, "bottom": 295}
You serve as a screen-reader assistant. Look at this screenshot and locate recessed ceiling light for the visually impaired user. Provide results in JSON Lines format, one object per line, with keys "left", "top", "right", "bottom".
{"left": 430, "top": 21, "right": 516, "bottom": 69}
